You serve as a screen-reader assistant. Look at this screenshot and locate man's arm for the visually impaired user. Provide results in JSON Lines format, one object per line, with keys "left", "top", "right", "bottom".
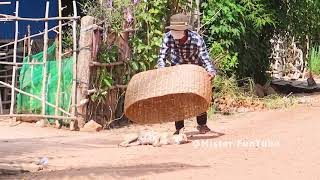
{"left": 157, "top": 34, "right": 170, "bottom": 68}
{"left": 197, "top": 36, "right": 217, "bottom": 76}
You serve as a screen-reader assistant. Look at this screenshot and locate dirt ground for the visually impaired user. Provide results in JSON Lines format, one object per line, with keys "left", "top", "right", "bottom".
{"left": 1, "top": 93, "right": 320, "bottom": 180}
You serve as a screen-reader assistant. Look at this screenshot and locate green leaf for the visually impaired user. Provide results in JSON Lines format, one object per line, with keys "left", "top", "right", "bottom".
{"left": 103, "top": 77, "right": 113, "bottom": 88}
{"left": 139, "top": 61, "right": 147, "bottom": 71}
{"left": 131, "top": 61, "right": 139, "bottom": 71}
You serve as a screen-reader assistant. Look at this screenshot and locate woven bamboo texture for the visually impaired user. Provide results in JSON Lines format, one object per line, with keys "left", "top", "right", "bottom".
{"left": 124, "top": 64, "right": 212, "bottom": 124}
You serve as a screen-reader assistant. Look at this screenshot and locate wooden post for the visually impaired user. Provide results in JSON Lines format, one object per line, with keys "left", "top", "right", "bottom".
{"left": 23, "top": 35, "right": 26, "bottom": 59}
{"left": 69, "top": 0, "right": 78, "bottom": 131}
{"left": 41, "top": 1, "right": 49, "bottom": 115}
{"left": 27, "top": 25, "right": 34, "bottom": 111}
{"left": 120, "top": 8, "right": 131, "bottom": 62}
{"left": 71, "top": 0, "right": 77, "bottom": 116}
{"left": 27, "top": 25, "right": 31, "bottom": 60}
{"left": 76, "top": 16, "right": 95, "bottom": 119}
{"left": 55, "top": 0, "right": 63, "bottom": 127}
{"left": 3, "top": 68, "right": 8, "bottom": 110}
{"left": 10, "top": 0, "right": 19, "bottom": 115}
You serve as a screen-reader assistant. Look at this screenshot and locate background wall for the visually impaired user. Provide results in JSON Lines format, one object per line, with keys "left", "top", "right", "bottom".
{"left": 0, "top": 0, "right": 58, "bottom": 40}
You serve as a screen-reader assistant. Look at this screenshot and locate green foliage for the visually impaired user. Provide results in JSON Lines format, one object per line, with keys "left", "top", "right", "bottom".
{"left": 212, "top": 75, "right": 296, "bottom": 114}
{"left": 129, "top": 0, "right": 169, "bottom": 71}
{"left": 80, "top": 0, "right": 320, "bottom": 92}
{"left": 61, "top": 18, "right": 81, "bottom": 51}
{"left": 98, "top": 45, "right": 119, "bottom": 64}
{"left": 280, "top": 0, "right": 320, "bottom": 43}
{"left": 80, "top": 0, "right": 123, "bottom": 31}
{"left": 213, "top": 74, "right": 242, "bottom": 97}
{"left": 129, "top": 0, "right": 191, "bottom": 72}
{"left": 62, "top": 28, "right": 73, "bottom": 50}
{"left": 201, "top": 0, "right": 275, "bottom": 82}
{"left": 81, "top": 0, "right": 192, "bottom": 74}
{"left": 309, "top": 46, "right": 320, "bottom": 75}
{"left": 213, "top": 75, "right": 256, "bottom": 98}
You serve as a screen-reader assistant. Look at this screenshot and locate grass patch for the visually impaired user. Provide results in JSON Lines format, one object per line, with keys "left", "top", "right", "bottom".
{"left": 310, "top": 46, "right": 320, "bottom": 75}
{"left": 209, "top": 75, "right": 297, "bottom": 117}
{"left": 261, "top": 94, "right": 297, "bottom": 109}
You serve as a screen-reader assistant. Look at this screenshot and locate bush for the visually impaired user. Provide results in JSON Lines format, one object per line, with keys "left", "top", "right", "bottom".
{"left": 309, "top": 46, "right": 320, "bottom": 75}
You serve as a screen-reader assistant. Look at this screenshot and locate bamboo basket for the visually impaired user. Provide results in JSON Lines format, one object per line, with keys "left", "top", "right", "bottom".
{"left": 124, "top": 64, "right": 212, "bottom": 124}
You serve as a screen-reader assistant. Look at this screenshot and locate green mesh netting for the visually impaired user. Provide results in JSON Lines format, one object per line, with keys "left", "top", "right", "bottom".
{"left": 17, "top": 44, "right": 73, "bottom": 123}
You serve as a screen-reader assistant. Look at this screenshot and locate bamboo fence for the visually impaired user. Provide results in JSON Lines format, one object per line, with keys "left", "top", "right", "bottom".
{"left": 0, "top": 0, "right": 129, "bottom": 123}
{"left": 0, "top": 0, "right": 79, "bottom": 120}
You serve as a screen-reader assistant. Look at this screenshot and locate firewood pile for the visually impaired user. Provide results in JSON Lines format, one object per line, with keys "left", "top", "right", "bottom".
{"left": 269, "top": 37, "right": 306, "bottom": 80}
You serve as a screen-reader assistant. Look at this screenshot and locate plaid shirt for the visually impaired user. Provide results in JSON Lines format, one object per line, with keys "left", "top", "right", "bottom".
{"left": 157, "top": 30, "right": 217, "bottom": 75}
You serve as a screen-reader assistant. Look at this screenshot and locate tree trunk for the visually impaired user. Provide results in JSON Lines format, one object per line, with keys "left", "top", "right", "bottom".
{"left": 76, "top": 16, "right": 95, "bottom": 119}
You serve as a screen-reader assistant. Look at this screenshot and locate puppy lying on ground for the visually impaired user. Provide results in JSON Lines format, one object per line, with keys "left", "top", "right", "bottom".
{"left": 118, "top": 128, "right": 189, "bottom": 147}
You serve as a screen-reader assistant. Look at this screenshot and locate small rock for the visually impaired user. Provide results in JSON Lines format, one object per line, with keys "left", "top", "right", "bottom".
{"left": 36, "top": 157, "right": 49, "bottom": 166}
{"left": 80, "top": 120, "right": 103, "bottom": 132}
{"left": 255, "top": 84, "right": 265, "bottom": 98}
{"left": 35, "top": 119, "right": 47, "bottom": 128}
{"left": 22, "top": 163, "right": 43, "bottom": 172}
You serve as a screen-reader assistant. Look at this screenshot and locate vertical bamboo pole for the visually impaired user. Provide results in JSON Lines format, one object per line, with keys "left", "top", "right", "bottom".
{"left": 55, "top": 0, "right": 62, "bottom": 126}
{"left": 18, "top": 34, "right": 26, "bottom": 112}
{"left": 69, "top": 0, "right": 78, "bottom": 130}
{"left": 27, "top": 25, "right": 33, "bottom": 111}
{"left": 71, "top": 0, "right": 77, "bottom": 117}
{"left": 10, "top": 0, "right": 19, "bottom": 115}
{"left": 27, "top": 25, "right": 31, "bottom": 61}
{"left": 23, "top": 35, "right": 26, "bottom": 59}
{"left": 41, "top": 1, "right": 49, "bottom": 115}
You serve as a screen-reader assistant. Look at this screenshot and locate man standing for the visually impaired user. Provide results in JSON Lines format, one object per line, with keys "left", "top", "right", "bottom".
{"left": 157, "top": 13, "right": 217, "bottom": 135}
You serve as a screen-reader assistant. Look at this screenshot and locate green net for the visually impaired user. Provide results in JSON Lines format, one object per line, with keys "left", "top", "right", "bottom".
{"left": 16, "top": 44, "right": 73, "bottom": 123}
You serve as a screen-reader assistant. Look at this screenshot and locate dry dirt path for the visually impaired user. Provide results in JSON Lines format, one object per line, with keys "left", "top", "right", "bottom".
{"left": 1, "top": 94, "right": 320, "bottom": 180}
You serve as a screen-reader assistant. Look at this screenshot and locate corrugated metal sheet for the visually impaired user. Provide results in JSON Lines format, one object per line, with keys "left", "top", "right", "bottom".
{"left": 0, "top": 0, "right": 58, "bottom": 40}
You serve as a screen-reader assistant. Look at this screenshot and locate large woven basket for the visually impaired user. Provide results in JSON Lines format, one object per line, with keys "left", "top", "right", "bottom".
{"left": 124, "top": 64, "right": 212, "bottom": 124}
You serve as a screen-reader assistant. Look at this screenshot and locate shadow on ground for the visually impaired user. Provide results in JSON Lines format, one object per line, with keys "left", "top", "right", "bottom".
{"left": 186, "top": 131, "right": 225, "bottom": 140}
{"left": 0, "top": 168, "right": 29, "bottom": 177}
{"left": 16, "top": 162, "right": 210, "bottom": 179}
{"left": 0, "top": 136, "right": 119, "bottom": 158}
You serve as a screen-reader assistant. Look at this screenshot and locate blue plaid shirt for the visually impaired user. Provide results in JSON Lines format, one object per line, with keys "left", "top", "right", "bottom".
{"left": 157, "top": 30, "right": 217, "bottom": 75}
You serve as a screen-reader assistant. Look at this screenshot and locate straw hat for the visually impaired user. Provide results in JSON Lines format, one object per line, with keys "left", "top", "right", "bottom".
{"left": 165, "top": 13, "right": 192, "bottom": 31}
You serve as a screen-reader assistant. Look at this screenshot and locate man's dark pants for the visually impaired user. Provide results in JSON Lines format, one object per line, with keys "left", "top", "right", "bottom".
{"left": 175, "top": 112, "right": 207, "bottom": 130}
